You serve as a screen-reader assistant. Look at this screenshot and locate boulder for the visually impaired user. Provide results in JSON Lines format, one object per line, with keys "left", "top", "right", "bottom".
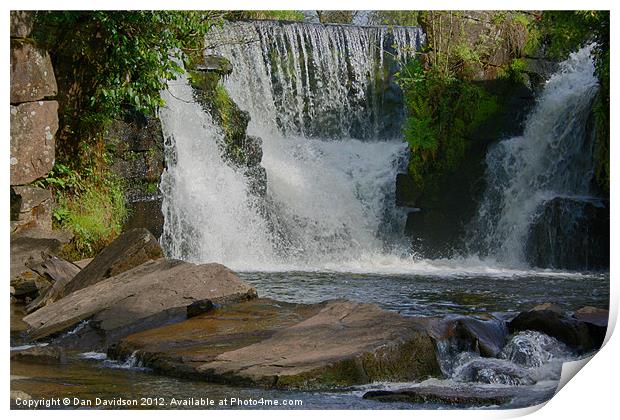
{"left": 10, "top": 185, "right": 53, "bottom": 232}
{"left": 363, "top": 385, "right": 514, "bottom": 406}
{"left": 25, "top": 255, "right": 82, "bottom": 313}
{"left": 23, "top": 259, "right": 257, "bottom": 343}
{"left": 508, "top": 309, "right": 595, "bottom": 353}
{"left": 36, "top": 228, "right": 163, "bottom": 307}
{"left": 428, "top": 315, "right": 508, "bottom": 358}
{"left": 10, "top": 40, "right": 58, "bottom": 103}
{"left": 531, "top": 302, "right": 563, "bottom": 313}
{"left": 11, "top": 345, "right": 66, "bottom": 364}
{"left": 10, "top": 101, "right": 58, "bottom": 185}
{"left": 11, "top": 233, "right": 65, "bottom": 284}
{"left": 574, "top": 306, "right": 608, "bottom": 347}
{"left": 10, "top": 11, "right": 34, "bottom": 38}
{"left": 10, "top": 390, "right": 32, "bottom": 404}
{"left": 111, "top": 299, "right": 440, "bottom": 389}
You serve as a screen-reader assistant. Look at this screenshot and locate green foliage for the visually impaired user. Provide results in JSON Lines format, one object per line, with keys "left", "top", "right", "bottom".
{"left": 398, "top": 60, "right": 498, "bottom": 187}
{"left": 35, "top": 162, "right": 127, "bottom": 258}
{"left": 33, "top": 11, "right": 222, "bottom": 165}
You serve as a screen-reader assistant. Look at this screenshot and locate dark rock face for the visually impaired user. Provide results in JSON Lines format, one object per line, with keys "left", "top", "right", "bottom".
{"left": 525, "top": 197, "right": 609, "bottom": 270}
{"left": 508, "top": 310, "right": 597, "bottom": 353}
{"left": 105, "top": 116, "right": 166, "bottom": 237}
{"left": 395, "top": 173, "right": 421, "bottom": 208}
{"left": 401, "top": 80, "right": 536, "bottom": 258}
{"left": 35, "top": 228, "right": 163, "bottom": 308}
{"left": 23, "top": 259, "right": 258, "bottom": 342}
{"left": 429, "top": 316, "right": 508, "bottom": 358}
{"left": 10, "top": 101, "right": 58, "bottom": 185}
{"left": 111, "top": 299, "right": 441, "bottom": 389}
{"left": 573, "top": 306, "right": 609, "bottom": 347}
{"left": 189, "top": 63, "right": 268, "bottom": 197}
{"left": 10, "top": 40, "right": 58, "bottom": 103}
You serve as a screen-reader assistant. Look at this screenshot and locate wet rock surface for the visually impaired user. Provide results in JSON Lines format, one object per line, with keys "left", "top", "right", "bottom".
{"left": 23, "top": 259, "right": 257, "bottom": 343}
{"left": 11, "top": 346, "right": 67, "bottom": 364}
{"left": 363, "top": 385, "right": 514, "bottom": 406}
{"left": 112, "top": 299, "right": 441, "bottom": 390}
{"left": 508, "top": 309, "right": 597, "bottom": 353}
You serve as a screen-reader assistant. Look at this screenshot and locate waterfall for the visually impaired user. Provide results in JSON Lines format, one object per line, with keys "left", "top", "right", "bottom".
{"left": 468, "top": 45, "right": 601, "bottom": 267}
{"left": 160, "top": 21, "right": 424, "bottom": 271}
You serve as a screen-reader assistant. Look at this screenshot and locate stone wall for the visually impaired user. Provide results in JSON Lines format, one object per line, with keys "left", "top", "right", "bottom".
{"left": 10, "top": 11, "right": 59, "bottom": 234}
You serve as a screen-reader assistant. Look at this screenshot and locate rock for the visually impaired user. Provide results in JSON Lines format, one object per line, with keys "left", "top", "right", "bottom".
{"left": 197, "top": 54, "right": 233, "bottom": 76}
{"left": 10, "top": 101, "right": 58, "bottom": 185}
{"left": 508, "top": 310, "right": 595, "bottom": 353}
{"left": 10, "top": 185, "right": 53, "bottom": 232}
{"left": 122, "top": 199, "right": 164, "bottom": 239}
{"left": 428, "top": 315, "right": 508, "bottom": 358}
{"left": 25, "top": 255, "right": 82, "bottom": 313}
{"left": 110, "top": 298, "right": 322, "bottom": 377}
{"left": 23, "top": 259, "right": 257, "bottom": 343}
{"left": 499, "top": 330, "right": 571, "bottom": 368}
{"left": 10, "top": 11, "right": 34, "bottom": 38}
{"left": 574, "top": 306, "right": 608, "bottom": 347}
{"left": 11, "top": 345, "right": 66, "bottom": 364}
{"left": 395, "top": 173, "right": 421, "bottom": 208}
{"left": 187, "top": 299, "right": 215, "bottom": 318}
{"left": 574, "top": 306, "right": 609, "bottom": 327}
{"left": 10, "top": 272, "right": 51, "bottom": 299}
{"left": 73, "top": 258, "right": 93, "bottom": 269}
{"left": 526, "top": 197, "right": 609, "bottom": 270}
{"left": 243, "top": 135, "right": 263, "bottom": 167}
{"left": 363, "top": 385, "right": 513, "bottom": 406}
{"left": 37, "top": 228, "right": 163, "bottom": 306}
{"left": 200, "top": 300, "right": 440, "bottom": 389}
{"left": 111, "top": 299, "right": 440, "bottom": 389}
{"left": 10, "top": 40, "right": 58, "bottom": 103}
{"left": 453, "top": 358, "right": 536, "bottom": 386}
{"left": 10, "top": 390, "right": 32, "bottom": 403}
{"left": 531, "top": 302, "right": 563, "bottom": 313}
{"left": 10, "top": 233, "right": 64, "bottom": 285}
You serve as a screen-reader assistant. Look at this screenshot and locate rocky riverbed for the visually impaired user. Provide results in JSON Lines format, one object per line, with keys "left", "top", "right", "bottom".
{"left": 10, "top": 227, "right": 609, "bottom": 409}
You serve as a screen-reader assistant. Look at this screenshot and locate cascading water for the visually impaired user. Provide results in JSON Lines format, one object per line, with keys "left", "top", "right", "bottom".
{"left": 468, "top": 45, "right": 601, "bottom": 268}
{"left": 160, "top": 20, "right": 425, "bottom": 271}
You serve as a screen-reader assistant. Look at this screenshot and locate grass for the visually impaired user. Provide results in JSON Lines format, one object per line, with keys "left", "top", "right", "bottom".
{"left": 54, "top": 174, "right": 128, "bottom": 259}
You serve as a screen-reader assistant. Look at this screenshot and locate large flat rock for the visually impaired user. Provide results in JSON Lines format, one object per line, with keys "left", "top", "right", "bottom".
{"left": 23, "top": 259, "right": 257, "bottom": 342}
{"left": 112, "top": 299, "right": 441, "bottom": 389}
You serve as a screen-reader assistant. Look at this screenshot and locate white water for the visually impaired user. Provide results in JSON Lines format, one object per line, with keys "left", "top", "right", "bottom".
{"left": 469, "top": 45, "right": 600, "bottom": 266}
{"left": 160, "top": 22, "right": 601, "bottom": 276}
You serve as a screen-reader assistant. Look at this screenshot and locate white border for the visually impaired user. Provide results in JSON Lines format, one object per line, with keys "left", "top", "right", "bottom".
{"left": 3, "top": 1, "right": 617, "bottom": 419}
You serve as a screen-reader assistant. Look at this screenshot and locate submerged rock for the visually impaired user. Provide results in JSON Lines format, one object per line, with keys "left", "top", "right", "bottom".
{"left": 363, "top": 385, "right": 514, "bottom": 406}
{"left": 11, "top": 345, "right": 66, "bottom": 364}
{"left": 111, "top": 299, "right": 441, "bottom": 389}
{"left": 23, "top": 259, "right": 257, "bottom": 344}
